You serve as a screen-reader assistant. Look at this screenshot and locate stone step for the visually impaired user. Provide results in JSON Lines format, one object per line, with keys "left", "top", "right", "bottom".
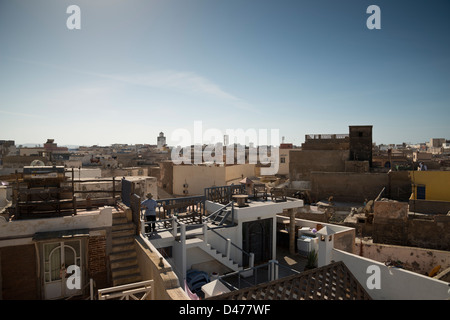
{"left": 111, "top": 265, "right": 141, "bottom": 278}
{"left": 110, "top": 211, "right": 143, "bottom": 287}
{"left": 110, "top": 249, "right": 137, "bottom": 262}
{"left": 113, "top": 215, "right": 128, "bottom": 225}
{"left": 110, "top": 257, "right": 139, "bottom": 270}
{"left": 112, "top": 228, "right": 135, "bottom": 239}
{"left": 112, "top": 241, "right": 135, "bottom": 253}
{"left": 112, "top": 235, "right": 135, "bottom": 246}
{"left": 112, "top": 273, "right": 142, "bottom": 287}
{"left": 112, "top": 222, "right": 135, "bottom": 232}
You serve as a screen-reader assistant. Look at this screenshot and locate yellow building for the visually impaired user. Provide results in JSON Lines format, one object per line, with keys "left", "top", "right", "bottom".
{"left": 409, "top": 171, "right": 450, "bottom": 202}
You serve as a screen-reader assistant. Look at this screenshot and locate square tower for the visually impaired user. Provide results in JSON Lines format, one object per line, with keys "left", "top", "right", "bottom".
{"left": 349, "top": 125, "right": 373, "bottom": 166}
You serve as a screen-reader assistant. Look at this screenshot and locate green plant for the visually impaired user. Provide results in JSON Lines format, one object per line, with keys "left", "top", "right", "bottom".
{"left": 305, "top": 249, "right": 317, "bottom": 269}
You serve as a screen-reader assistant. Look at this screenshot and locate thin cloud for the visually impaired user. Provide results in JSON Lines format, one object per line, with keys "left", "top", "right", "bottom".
{"left": 87, "top": 70, "right": 261, "bottom": 113}
{"left": 0, "top": 109, "right": 45, "bottom": 118}
{"left": 109, "top": 71, "right": 238, "bottom": 100}
{"left": 5, "top": 57, "right": 260, "bottom": 113}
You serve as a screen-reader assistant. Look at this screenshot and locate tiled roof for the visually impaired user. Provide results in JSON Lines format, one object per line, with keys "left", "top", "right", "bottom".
{"left": 207, "top": 261, "right": 372, "bottom": 300}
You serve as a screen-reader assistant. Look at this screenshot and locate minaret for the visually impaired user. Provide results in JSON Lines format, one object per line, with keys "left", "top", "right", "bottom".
{"left": 157, "top": 132, "right": 166, "bottom": 149}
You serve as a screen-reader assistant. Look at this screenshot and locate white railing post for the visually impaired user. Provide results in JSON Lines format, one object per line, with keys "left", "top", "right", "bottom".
{"left": 172, "top": 217, "right": 177, "bottom": 237}
{"left": 249, "top": 253, "right": 254, "bottom": 269}
{"left": 268, "top": 260, "right": 278, "bottom": 281}
{"left": 180, "top": 222, "right": 186, "bottom": 243}
{"left": 180, "top": 222, "right": 187, "bottom": 284}
{"left": 203, "top": 223, "right": 208, "bottom": 244}
{"left": 140, "top": 217, "right": 146, "bottom": 235}
{"left": 226, "top": 238, "right": 231, "bottom": 259}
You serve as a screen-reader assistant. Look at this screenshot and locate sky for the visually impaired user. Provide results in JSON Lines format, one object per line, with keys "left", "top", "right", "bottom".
{"left": 0, "top": 0, "right": 449, "bottom": 147}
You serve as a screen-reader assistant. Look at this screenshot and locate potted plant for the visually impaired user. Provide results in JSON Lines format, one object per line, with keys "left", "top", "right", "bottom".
{"left": 304, "top": 250, "right": 317, "bottom": 271}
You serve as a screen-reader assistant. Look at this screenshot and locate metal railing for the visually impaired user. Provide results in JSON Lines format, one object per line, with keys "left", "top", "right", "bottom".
{"left": 305, "top": 134, "right": 349, "bottom": 140}
{"left": 208, "top": 226, "right": 254, "bottom": 269}
{"left": 219, "top": 260, "right": 301, "bottom": 291}
{"left": 155, "top": 195, "right": 205, "bottom": 220}
{"left": 142, "top": 212, "right": 253, "bottom": 270}
{"left": 204, "top": 185, "right": 246, "bottom": 204}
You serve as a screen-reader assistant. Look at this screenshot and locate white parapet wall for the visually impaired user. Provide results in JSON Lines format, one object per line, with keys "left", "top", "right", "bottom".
{"left": 0, "top": 206, "right": 113, "bottom": 247}
{"left": 332, "top": 248, "right": 450, "bottom": 300}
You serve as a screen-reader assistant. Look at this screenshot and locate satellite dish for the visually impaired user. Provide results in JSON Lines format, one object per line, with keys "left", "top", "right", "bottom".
{"left": 30, "top": 160, "right": 45, "bottom": 167}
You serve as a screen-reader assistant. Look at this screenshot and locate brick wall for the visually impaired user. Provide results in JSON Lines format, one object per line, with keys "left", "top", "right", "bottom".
{"left": 1, "top": 244, "right": 38, "bottom": 299}
{"left": 88, "top": 236, "right": 109, "bottom": 288}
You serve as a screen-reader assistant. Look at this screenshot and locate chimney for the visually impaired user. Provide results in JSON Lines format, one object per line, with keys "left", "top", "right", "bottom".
{"left": 316, "top": 226, "right": 336, "bottom": 267}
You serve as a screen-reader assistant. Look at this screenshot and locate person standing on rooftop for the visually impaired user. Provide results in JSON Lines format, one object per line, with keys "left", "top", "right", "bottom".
{"left": 141, "top": 193, "right": 157, "bottom": 233}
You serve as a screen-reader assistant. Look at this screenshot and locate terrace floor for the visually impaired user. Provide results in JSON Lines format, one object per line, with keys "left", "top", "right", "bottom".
{"left": 218, "top": 245, "right": 309, "bottom": 291}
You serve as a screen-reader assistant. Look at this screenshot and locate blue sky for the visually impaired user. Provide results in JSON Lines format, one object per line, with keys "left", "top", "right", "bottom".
{"left": 0, "top": 0, "right": 449, "bottom": 147}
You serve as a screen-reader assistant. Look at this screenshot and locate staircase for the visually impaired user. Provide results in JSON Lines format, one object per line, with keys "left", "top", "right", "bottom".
{"left": 206, "top": 202, "right": 234, "bottom": 227}
{"left": 209, "top": 208, "right": 232, "bottom": 226}
{"left": 110, "top": 211, "right": 142, "bottom": 286}
{"left": 185, "top": 237, "right": 243, "bottom": 273}
{"left": 202, "top": 242, "right": 243, "bottom": 272}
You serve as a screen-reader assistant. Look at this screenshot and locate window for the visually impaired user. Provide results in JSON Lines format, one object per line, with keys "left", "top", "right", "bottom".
{"left": 416, "top": 185, "right": 426, "bottom": 200}
{"left": 280, "top": 157, "right": 285, "bottom": 164}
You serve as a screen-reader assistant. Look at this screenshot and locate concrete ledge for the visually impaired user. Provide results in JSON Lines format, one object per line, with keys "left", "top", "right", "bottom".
{"left": 134, "top": 235, "right": 189, "bottom": 300}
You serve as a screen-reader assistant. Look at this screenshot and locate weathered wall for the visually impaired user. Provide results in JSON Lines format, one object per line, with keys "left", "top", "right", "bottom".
{"left": 301, "top": 136, "right": 349, "bottom": 150}
{"left": 388, "top": 170, "right": 412, "bottom": 201}
{"left": 409, "top": 199, "right": 450, "bottom": 215}
{"left": 158, "top": 161, "right": 173, "bottom": 195}
{"left": 310, "top": 172, "right": 388, "bottom": 202}
{"left": 354, "top": 240, "right": 450, "bottom": 276}
{"left": 372, "top": 200, "right": 450, "bottom": 250}
{"left": 372, "top": 200, "right": 408, "bottom": 246}
{"left": 289, "top": 149, "right": 349, "bottom": 181}
{"left": 173, "top": 165, "right": 225, "bottom": 196}
{"left": 101, "top": 167, "right": 148, "bottom": 178}
{"left": 407, "top": 215, "right": 450, "bottom": 251}
{"left": 345, "top": 160, "right": 369, "bottom": 173}
{"left": 334, "top": 228, "right": 355, "bottom": 253}
{"left": 88, "top": 234, "right": 109, "bottom": 289}
{"left": 349, "top": 126, "right": 372, "bottom": 165}
{"left": 0, "top": 244, "right": 38, "bottom": 299}
{"left": 224, "top": 164, "right": 256, "bottom": 184}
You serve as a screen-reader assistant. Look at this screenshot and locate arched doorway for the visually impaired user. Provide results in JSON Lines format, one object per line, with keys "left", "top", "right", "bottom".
{"left": 242, "top": 218, "right": 272, "bottom": 266}
{"left": 43, "top": 240, "right": 82, "bottom": 299}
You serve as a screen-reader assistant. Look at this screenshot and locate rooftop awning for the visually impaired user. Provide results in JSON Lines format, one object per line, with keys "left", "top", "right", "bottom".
{"left": 239, "top": 177, "right": 253, "bottom": 184}
{"left": 32, "top": 228, "right": 90, "bottom": 241}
